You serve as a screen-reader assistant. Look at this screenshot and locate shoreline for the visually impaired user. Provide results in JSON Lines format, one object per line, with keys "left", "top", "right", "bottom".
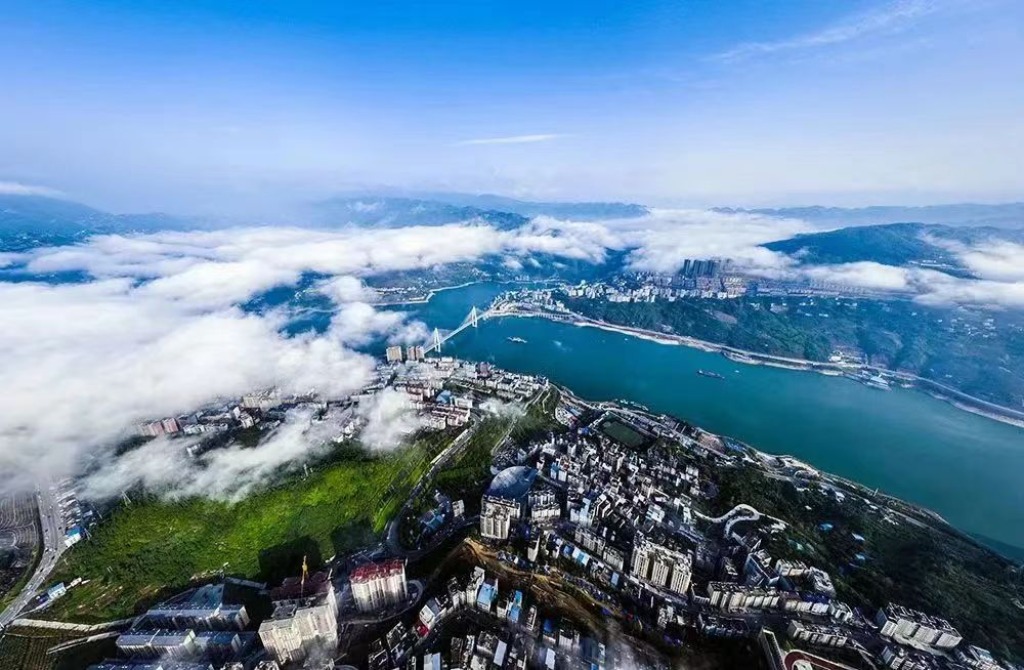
{"left": 557, "top": 383, "right": 1024, "bottom": 564}
{"left": 491, "top": 308, "right": 1024, "bottom": 430}
{"left": 375, "top": 280, "right": 1024, "bottom": 429}
{"left": 372, "top": 280, "right": 480, "bottom": 307}
{"left": 374, "top": 278, "right": 553, "bottom": 307}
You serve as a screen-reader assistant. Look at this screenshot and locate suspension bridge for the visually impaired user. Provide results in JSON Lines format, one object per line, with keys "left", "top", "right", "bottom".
{"left": 423, "top": 304, "right": 500, "bottom": 354}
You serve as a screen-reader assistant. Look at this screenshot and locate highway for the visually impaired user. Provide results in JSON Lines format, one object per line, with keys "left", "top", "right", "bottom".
{"left": 0, "top": 484, "right": 68, "bottom": 629}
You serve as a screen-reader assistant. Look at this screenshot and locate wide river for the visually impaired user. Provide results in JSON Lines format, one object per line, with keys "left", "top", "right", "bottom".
{"left": 390, "top": 282, "right": 1024, "bottom": 558}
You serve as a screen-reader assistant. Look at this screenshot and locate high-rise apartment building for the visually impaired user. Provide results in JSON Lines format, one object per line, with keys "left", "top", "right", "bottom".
{"left": 350, "top": 560, "right": 408, "bottom": 613}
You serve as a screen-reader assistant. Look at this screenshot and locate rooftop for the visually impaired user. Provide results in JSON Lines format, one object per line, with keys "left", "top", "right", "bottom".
{"left": 270, "top": 570, "right": 332, "bottom": 602}
{"left": 486, "top": 466, "right": 537, "bottom": 501}
{"left": 351, "top": 559, "right": 405, "bottom": 583}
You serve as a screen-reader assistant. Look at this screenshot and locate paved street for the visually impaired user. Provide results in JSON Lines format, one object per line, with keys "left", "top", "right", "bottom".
{"left": 0, "top": 484, "right": 68, "bottom": 629}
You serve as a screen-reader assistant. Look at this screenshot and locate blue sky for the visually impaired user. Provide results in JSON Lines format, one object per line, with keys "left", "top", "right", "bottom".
{"left": 1, "top": 0, "right": 1022, "bottom": 213}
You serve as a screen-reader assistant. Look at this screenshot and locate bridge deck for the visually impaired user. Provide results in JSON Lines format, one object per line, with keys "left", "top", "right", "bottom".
{"left": 423, "top": 306, "right": 494, "bottom": 353}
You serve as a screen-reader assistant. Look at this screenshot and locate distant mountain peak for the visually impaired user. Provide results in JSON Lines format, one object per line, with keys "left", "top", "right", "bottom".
{"left": 718, "top": 202, "right": 1024, "bottom": 229}
{"left": 320, "top": 191, "right": 649, "bottom": 222}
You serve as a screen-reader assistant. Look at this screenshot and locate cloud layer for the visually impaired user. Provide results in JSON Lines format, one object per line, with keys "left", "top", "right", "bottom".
{"left": 4, "top": 208, "right": 1024, "bottom": 500}
{"left": 0, "top": 181, "right": 64, "bottom": 197}
{"left": 0, "top": 215, "right": 637, "bottom": 498}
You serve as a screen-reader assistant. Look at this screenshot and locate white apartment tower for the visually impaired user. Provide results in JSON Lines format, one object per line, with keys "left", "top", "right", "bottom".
{"left": 630, "top": 534, "right": 693, "bottom": 595}
{"left": 350, "top": 560, "right": 408, "bottom": 613}
{"left": 258, "top": 571, "right": 339, "bottom": 664}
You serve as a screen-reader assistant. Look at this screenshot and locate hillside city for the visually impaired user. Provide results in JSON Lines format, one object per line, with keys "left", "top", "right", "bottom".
{"left": 3, "top": 1, "right": 1024, "bottom": 669}
{"left": 2, "top": 342, "right": 1020, "bottom": 670}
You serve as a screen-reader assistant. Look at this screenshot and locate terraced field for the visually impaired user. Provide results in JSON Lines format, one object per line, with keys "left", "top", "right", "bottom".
{"left": 0, "top": 493, "right": 41, "bottom": 610}
{"left": 0, "top": 626, "right": 78, "bottom": 670}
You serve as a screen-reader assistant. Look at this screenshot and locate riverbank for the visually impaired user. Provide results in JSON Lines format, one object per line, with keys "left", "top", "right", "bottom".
{"left": 492, "top": 306, "right": 1024, "bottom": 430}
{"left": 562, "top": 382, "right": 1024, "bottom": 565}
{"left": 402, "top": 281, "right": 1024, "bottom": 553}
{"left": 373, "top": 281, "right": 481, "bottom": 306}
{"left": 375, "top": 279, "right": 557, "bottom": 307}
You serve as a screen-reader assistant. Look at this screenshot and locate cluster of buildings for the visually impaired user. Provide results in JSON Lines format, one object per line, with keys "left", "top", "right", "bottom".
{"left": 458, "top": 399, "right": 1021, "bottom": 670}
{"left": 50, "top": 477, "right": 92, "bottom": 548}
{"left": 876, "top": 603, "right": 964, "bottom": 650}
{"left": 257, "top": 572, "right": 339, "bottom": 665}
{"left": 560, "top": 273, "right": 748, "bottom": 303}
{"left": 134, "top": 387, "right": 323, "bottom": 440}
{"left": 111, "top": 584, "right": 256, "bottom": 666}
{"left": 131, "top": 355, "right": 547, "bottom": 468}
{"left": 76, "top": 357, "right": 1022, "bottom": 670}
{"left": 87, "top": 663, "right": 226, "bottom": 670}
{"left": 360, "top": 357, "right": 545, "bottom": 431}
{"left": 85, "top": 560, "right": 413, "bottom": 670}
{"left": 881, "top": 643, "right": 1009, "bottom": 670}
{"left": 385, "top": 345, "right": 425, "bottom": 364}
{"left": 491, "top": 253, "right": 924, "bottom": 321}
{"left": 479, "top": 467, "right": 535, "bottom": 541}
{"left": 629, "top": 533, "right": 693, "bottom": 596}
{"left": 363, "top": 565, "right": 605, "bottom": 670}
{"left": 387, "top": 366, "right": 473, "bottom": 430}
{"left": 256, "top": 560, "right": 411, "bottom": 667}
{"left": 475, "top": 413, "right": 703, "bottom": 602}
{"left": 397, "top": 358, "right": 545, "bottom": 428}
{"left": 136, "top": 398, "right": 280, "bottom": 438}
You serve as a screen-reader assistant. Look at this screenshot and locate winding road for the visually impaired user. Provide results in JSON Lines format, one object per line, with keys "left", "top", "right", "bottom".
{"left": 693, "top": 503, "right": 788, "bottom": 538}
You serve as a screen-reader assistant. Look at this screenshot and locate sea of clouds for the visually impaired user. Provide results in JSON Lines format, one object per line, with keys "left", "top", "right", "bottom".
{"left": 2, "top": 208, "right": 1023, "bottom": 500}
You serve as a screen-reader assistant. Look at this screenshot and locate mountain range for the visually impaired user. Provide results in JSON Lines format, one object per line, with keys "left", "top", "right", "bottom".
{"left": 763, "top": 221, "right": 1024, "bottom": 279}
{"left": 0, "top": 194, "right": 203, "bottom": 251}
{"left": 0, "top": 192, "right": 649, "bottom": 250}
{"left": 4, "top": 193, "right": 1024, "bottom": 284}
{"left": 718, "top": 202, "right": 1024, "bottom": 229}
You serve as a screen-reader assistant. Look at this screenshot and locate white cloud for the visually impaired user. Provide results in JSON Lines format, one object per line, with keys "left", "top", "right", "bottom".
{"left": 136, "top": 260, "right": 301, "bottom": 309}
{"left": 887, "top": 235, "right": 1024, "bottom": 307}
{"left": 947, "top": 239, "right": 1024, "bottom": 283}
{"left": 24, "top": 224, "right": 509, "bottom": 282}
{"left": 355, "top": 389, "right": 424, "bottom": 452}
{"left": 0, "top": 215, "right": 619, "bottom": 498}
{"left": 716, "top": 0, "right": 937, "bottom": 62}
{"left": 82, "top": 406, "right": 369, "bottom": 501}
{"left": 916, "top": 276, "right": 1024, "bottom": 309}
{"left": 329, "top": 302, "right": 413, "bottom": 347}
{"left": 456, "top": 134, "right": 564, "bottom": 146}
{"left": 386, "top": 318, "right": 431, "bottom": 346}
{"left": 479, "top": 398, "right": 525, "bottom": 420}
{"left": 0, "top": 252, "right": 25, "bottom": 268}
{"left": 597, "top": 208, "right": 810, "bottom": 275}
{"left": 802, "top": 261, "right": 914, "bottom": 291}
{"left": 502, "top": 256, "right": 524, "bottom": 271}
{"left": 797, "top": 259, "right": 1024, "bottom": 309}
{"left": 0, "top": 278, "right": 383, "bottom": 492}
{"left": 507, "top": 218, "right": 617, "bottom": 263}
{"left": 0, "top": 181, "right": 63, "bottom": 197}
{"left": 316, "top": 276, "right": 378, "bottom": 304}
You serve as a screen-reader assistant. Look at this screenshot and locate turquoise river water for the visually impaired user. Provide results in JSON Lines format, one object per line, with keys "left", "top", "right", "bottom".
{"left": 388, "top": 282, "right": 1024, "bottom": 558}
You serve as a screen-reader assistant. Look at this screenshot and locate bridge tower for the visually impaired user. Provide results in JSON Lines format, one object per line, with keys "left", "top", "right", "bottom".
{"left": 469, "top": 306, "right": 479, "bottom": 328}
{"left": 432, "top": 327, "right": 442, "bottom": 351}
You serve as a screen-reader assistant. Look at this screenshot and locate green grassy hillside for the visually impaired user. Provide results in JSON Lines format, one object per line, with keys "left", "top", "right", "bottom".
{"left": 44, "top": 438, "right": 448, "bottom": 623}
